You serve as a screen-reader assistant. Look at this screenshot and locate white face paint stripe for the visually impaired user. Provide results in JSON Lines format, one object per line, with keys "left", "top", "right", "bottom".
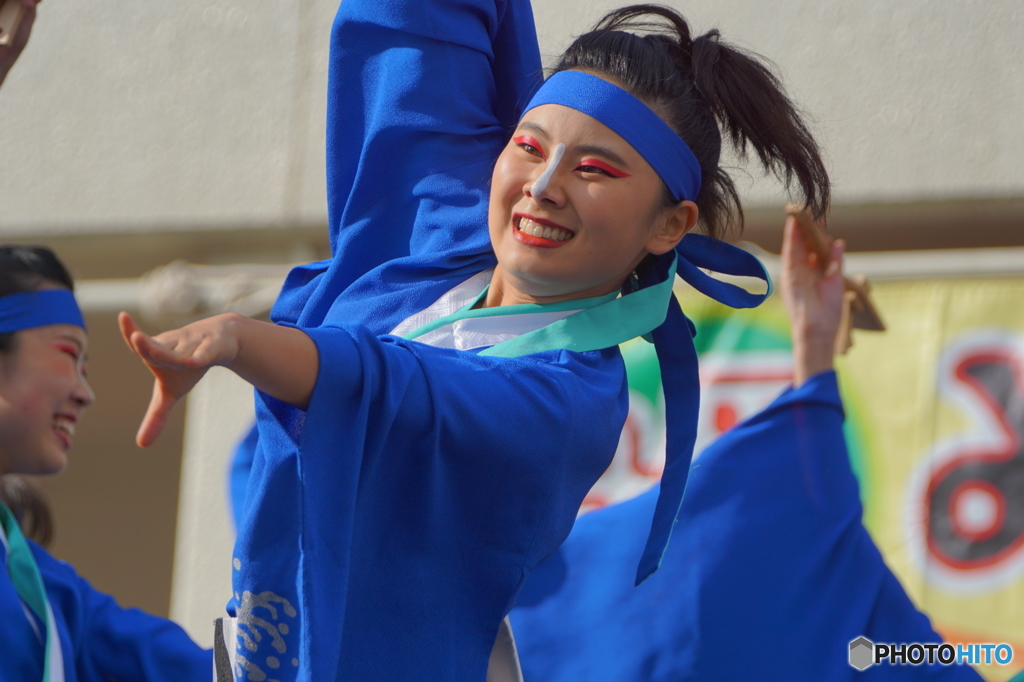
{"left": 530, "top": 143, "right": 566, "bottom": 196}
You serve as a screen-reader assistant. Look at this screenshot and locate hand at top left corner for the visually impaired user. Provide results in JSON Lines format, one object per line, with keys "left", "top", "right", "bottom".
{"left": 0, "top": 0, "right": 41, "bottom": 89}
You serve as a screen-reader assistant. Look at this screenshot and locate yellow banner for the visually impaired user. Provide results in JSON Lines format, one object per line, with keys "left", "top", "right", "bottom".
{"left": 839, "top": 278, "right": 1024, "bottom": 682}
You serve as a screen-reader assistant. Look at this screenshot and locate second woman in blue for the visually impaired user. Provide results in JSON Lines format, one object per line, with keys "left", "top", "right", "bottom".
{"left": 0, "top": 247, "right": 211, "bottom": 682}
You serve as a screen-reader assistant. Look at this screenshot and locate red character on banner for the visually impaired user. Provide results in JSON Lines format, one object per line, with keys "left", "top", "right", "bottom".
{"left": 927, "top": 348, "right": 1024, "bottom": 572}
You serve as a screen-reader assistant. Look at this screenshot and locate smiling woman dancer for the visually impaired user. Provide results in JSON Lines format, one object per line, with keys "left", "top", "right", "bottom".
{"left": 0, "top": 247, "right": 211, "bottom": 682}
{"left": 120, "top": 0, "right": 828, "bottom": 679}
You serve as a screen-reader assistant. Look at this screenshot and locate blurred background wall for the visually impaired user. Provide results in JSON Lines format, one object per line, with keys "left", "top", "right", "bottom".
{"left": 1, "top": 0, "right": 1022, "bottom": 660}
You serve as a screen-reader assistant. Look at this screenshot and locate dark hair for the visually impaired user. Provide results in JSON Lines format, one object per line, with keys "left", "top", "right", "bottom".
{"left": 0, "top": 475, "right": 55, "bottom": 547}
{"left": 553, "top": 4, "right": 830, "bottom": 240}
{"left": 0, "top": 246, "right": 76, "bottom": 354}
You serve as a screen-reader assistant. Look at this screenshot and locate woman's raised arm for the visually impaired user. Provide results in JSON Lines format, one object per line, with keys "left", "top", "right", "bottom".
{"left": 322, "top": 0, "right": 542, "bottom": 291}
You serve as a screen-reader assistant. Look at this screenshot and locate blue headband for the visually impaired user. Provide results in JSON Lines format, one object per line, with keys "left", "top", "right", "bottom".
{"left": 0, "top": 290, "right": 86, "bottom": 334}
{"left": 523, "top": 70, "right": 702, "bottom": 202}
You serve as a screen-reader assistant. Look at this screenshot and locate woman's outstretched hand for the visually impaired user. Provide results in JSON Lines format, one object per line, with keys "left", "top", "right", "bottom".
{"left": 779, "top": 215, "right": 846, "bottom": 387}
{"left": 119, "top": 311, "right": 319, "bottom": 447}
{"left": 119, "top": 312, "right": 243, "bottom": 447}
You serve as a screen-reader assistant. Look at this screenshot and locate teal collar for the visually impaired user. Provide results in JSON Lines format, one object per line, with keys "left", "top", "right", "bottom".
{"left": 401, "top": 259, "right": 677, "bottom": 358}
{"left": 402, "top": 283, "right": 618, "bottom": 343}
{"left": 482, "top": 258, "right": 677, "bottom": 358}
{"left": 0, "top": 502, "right": 63, "bottom": 682}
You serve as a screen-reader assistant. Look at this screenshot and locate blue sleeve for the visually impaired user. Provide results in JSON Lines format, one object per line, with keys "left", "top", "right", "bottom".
{"left": 273, "top": 0, "right": 541, "bottom": 329}
{"left": 512, "top": 372, "right": 984, "bottom": 681}
{"left": 325, "top": 0, "right": 541, "bottom": 258}
{"left": 857, "top": 555, "right": 982, "bottom": 681}
{"left": 32, "top": 544, "right": 212, "bottom": 682}
{"left": 232, "top": 322, "right": 627, "bottom": 680}
{"left": 300, "top": 323, "right": 623, "bottom": 571}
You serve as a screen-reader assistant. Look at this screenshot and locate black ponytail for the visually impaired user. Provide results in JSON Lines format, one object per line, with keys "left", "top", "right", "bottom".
{"left": 553, "top": 4, "right": 830, "bottom": 240}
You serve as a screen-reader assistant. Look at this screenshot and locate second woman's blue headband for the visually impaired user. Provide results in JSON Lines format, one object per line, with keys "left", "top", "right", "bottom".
{"left": 522, "top": 70, "right": 702, "bottom": 203}
{"left": 0, "top": 290, "right": 86, "bottom": 334}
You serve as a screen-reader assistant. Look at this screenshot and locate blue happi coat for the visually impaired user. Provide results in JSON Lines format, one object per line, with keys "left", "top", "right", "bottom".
{"left": 0, "top": 537, "right": 210, "bottom": 682}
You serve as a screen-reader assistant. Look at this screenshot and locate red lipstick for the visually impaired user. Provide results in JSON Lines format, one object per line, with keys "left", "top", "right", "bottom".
{"left": 512, "top": 213, "right": 575, "bottom": 249}
{"left": 53, "top": 412, "right": 77, "bottom": 449}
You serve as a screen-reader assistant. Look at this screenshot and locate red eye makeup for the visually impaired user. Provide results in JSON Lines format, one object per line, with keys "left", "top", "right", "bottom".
{"left": 577, "top": 158, "right": 631, "bottom": 178}
{"left": 513, "top": 135, "right": 546, "bottom": 158}
{"left": 54, "top": 343, "right": 80, "bottom": 360}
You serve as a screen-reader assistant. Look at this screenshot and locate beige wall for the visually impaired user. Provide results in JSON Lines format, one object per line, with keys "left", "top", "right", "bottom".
{"left": 170, "top": 367, "right": 254, "bottom": 646}
{"left": 0, "top": 0, "right": 335, "bottom": 234}
{"left": 1, "top": 0, "right": 1022, "bottom": 237}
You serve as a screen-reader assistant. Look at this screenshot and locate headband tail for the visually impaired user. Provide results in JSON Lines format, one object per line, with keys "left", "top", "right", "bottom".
{"left": 675, "top": 234, "right": 773, "bottom": 308}
{"left": 635, "top": 276, "right": 700, "bottom": 585}
{"left": 633, "top": 237, "right": 771, "bottom": 583}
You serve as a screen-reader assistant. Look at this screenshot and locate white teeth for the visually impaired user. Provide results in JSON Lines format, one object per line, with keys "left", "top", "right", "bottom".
{"left": 517, "top": 218, "right": 573, "bottom": 242}
{"left": 53, "top": 418, "right": 75, "bottom": 437}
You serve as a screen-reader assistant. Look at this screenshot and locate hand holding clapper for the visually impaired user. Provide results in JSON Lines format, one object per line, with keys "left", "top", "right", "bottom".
{"left": 785, "top": 204, "right": 886, "bottom": 354}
